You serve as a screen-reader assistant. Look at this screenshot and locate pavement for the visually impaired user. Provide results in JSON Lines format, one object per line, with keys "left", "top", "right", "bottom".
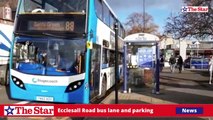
{"left": 100, "top": 68, "right": 213, "bottom": 104}
{"left": 3, "top": 68, "right": 213, "bottom": 120}
{"left": 84, "top": 68, "right": 213, "bottom": 120}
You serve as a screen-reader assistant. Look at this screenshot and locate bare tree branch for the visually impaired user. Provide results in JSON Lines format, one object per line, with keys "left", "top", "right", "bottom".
{"left": 125, "top": 12, "right": 159, "bottom": 35}
{"left": 164, "top": 0, "right": 213, "bottom": 40}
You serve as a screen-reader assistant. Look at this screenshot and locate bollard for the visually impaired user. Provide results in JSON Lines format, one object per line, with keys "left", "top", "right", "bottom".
{"left": 128, "top": 88, "right": 131, "bottom": 93}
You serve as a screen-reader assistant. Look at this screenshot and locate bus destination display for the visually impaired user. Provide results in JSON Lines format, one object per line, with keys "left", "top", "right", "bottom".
{"left": 28, "top": 21, "right": 75, "bottom": 32}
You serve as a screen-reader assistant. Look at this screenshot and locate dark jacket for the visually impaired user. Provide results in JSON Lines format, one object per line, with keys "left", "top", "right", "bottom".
{"left": 169, "top": 56, "right": 176, "bottom": 64}
{"left": 177, "top": 56, "right": 183, "bottom": 65}
{"left": 160, "top": 57, "right": 164, "bottom": 67}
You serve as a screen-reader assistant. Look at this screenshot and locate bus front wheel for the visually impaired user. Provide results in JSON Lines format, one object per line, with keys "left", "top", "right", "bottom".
{"left": 1, "top": 65, "right": 9, "bottom": 86}
{"left": 5, "top": 68, "right": 10, "bottom": 86}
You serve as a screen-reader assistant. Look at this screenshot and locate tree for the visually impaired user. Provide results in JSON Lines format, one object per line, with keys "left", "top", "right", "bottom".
{"left": 125, "top": 12, "right": 159, "bottom": 35}
{"left": 164, "top": 0, "right": 213, "bottom": 39}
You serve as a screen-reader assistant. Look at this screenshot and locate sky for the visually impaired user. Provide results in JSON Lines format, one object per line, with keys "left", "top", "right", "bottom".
{"left": 106, "top": 0, "right": 185, "bottom": 33}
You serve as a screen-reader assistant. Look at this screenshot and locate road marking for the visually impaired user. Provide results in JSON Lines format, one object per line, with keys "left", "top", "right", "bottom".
{"left": 15, "top": 101, "right": 30, "bottom": 104}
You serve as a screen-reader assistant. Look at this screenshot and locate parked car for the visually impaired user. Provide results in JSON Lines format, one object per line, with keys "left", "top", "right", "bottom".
{"left": 184, "top": 57, "right": 209, "bottom": 69}
{"left": 183, "top": 57, "right": 191, "bottom": 68}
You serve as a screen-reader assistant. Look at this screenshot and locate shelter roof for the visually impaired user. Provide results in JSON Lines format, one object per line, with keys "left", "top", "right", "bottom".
{"left": 124, "top": 33, "right": 160, "bottom": 43}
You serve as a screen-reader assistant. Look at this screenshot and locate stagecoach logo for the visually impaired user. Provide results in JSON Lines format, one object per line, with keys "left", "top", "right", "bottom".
{"left": 32, "top": 78, "right": 58, "bottom": 84}
{"left": 32, "top": 78, "right": 38, "bottom": 83}
{"left": 4, "top": 106, "right": 54, "bottom": 116}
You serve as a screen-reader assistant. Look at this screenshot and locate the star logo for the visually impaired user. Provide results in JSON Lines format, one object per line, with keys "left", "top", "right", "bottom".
{"left": 182, "top": 7, "right": 188, "bottom": 12}
{"left": 4, "top": 106, "right": 15, "bottom": 115}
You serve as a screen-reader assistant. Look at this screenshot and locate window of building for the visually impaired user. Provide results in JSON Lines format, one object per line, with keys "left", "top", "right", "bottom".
{"left": 166, "top": 45, "right": 172, "bottom": 49}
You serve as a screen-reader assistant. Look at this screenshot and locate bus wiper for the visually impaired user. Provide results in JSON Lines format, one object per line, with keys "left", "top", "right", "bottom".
{"left": 42, "top": 32, "right": 85, "bottom": 39}
{"left": 15, "top": 32, "right": 84, "bottom": 38}
{"left": 14, "top": 32, "right": 38, "bottom": 37}
{"left": 42, "top": 32, "right": 66, "bottom": 39}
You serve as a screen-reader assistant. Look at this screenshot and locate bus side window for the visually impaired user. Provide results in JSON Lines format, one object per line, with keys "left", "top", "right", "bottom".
{"left": 118, "top": 53, "right": 123, "bottom": 65}
{"left": 109, "top": 51, "right": 115, "bottom": 67}
{"left": 72, "top": 51, "right": 85, "bottom": 74}
{"left": 76, "top": 53, "right": 85, "bottom": 73}
{"left": 102, "top": 48, "right": 109, "bottom": 68}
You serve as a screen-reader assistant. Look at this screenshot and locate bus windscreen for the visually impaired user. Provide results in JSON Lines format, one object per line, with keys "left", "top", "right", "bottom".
{"left": 15, "top": 0, "right": 87, "bottom": 34}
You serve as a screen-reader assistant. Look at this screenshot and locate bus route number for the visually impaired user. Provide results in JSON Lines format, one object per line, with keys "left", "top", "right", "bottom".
{"left": 66, "top": 21, "right": 74, "bottom": 31}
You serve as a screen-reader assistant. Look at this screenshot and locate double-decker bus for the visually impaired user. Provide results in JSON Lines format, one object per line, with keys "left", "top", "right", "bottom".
{"left": 10, "top": 0, "right": 125, "bottom": 103}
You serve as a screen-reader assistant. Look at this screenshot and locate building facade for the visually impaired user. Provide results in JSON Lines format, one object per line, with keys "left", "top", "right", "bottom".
{"left": 159, "top": 37, "right": 213, "bottom": 67}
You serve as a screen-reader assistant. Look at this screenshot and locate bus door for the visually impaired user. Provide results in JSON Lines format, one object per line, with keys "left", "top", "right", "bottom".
{"left": 90, "top": 44, "right": 101, "bottom": 99}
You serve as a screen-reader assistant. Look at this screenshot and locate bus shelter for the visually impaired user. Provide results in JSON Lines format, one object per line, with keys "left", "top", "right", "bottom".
{"left": 123, "top": 33, "right": 160, "bottom": 94}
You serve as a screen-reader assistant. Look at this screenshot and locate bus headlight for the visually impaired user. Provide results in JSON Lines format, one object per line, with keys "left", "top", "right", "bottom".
{"left": 65, "top": 80, "right": 84, "bottom": 93}
{"left": 11, "top": 76, "right": 26, "bottom": 90}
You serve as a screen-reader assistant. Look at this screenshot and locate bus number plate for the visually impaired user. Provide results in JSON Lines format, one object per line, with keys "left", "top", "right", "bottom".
{"left": 36, "top": 96, "right": 54, "bottom": 102}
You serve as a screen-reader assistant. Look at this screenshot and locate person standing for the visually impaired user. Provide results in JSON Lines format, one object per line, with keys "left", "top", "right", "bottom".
{"left": 177, "top": 55, "right": 183, "bottom": 73}
{"left": 159, "top": 55, "right": 164, "bottom": 72}
{"left": 169, "top": 55, "right": 176, "bottom": 73}
{"left": 209, "top": 56, "right": 213, "bottom": 84}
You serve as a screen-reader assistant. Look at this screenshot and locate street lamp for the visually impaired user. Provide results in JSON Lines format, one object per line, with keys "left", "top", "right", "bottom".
{"left": 114, "top": 21, "right": 119, "bottom": 104}
{"left": 143, "top": 0, "right": 145, "bottom": 32}
{"left": 179, "top": 39, "right": 181, "bottom": 56}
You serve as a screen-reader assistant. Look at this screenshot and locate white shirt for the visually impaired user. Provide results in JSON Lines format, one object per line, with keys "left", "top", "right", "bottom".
{"left": 209, "top": 59, "right": 213, "bottom": 71}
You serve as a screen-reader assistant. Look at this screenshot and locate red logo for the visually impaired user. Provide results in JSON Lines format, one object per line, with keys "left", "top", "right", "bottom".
{"left": 4, "top": 106, "right": 54, "bottom": 116}
{"left": 182, "top": 6, "right": 208, "bottom": 13}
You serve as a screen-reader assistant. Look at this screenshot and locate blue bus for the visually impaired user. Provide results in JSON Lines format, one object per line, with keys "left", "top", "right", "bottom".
{"left": 10, "top": 0, "right": 125, "bottom": 104}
